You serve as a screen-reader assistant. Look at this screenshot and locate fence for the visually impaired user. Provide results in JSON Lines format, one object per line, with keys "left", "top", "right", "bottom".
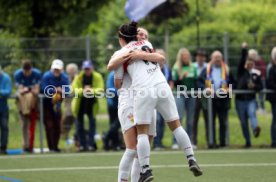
{"left": 0, "top": 32, "right": 275, "bottom": 75}
{"left": 4, "top": 89, "right": 274, "bottom": 154}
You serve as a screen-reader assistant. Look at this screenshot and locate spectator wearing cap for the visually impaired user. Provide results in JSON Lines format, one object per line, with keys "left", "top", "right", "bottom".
{"left": 235, "top": 43, "right": 262, "bottom": 148}
{"left": 192, "top": 49, "right": 208, "bottom": 148}
{"left": 40, "top": 59, "right": 70, "bottom": 152}
{"left": 14, "top": 60, "right": 41, "bottom": 153}
{"left": 0, "top": 65, "right": 12, "bottom": 155}
{"left": 71, "top": 60, "right": 104, "bottom": 152}
{"left": 197, "top": 51, "right": 234, "bottom": 148}
{"left": 61, "top": 63, "right": 78, "bottom": 140}
{"left": 266, "top": 47, "right": 276, "bottom": 148}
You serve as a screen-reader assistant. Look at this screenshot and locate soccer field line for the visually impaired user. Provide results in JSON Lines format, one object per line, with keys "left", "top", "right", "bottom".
{"left": 0, "top": 149, "right": 275, "bottom": 160}
{"left": 1, "top": 163, "right": 276, "bottom": 173}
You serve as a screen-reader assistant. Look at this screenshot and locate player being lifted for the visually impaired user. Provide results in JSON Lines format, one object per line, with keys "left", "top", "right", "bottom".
{"left": 110, "top": 22, "right": 203, "bottom": 182}
{"left": 108, "top": 26, "right": 163, "bottom": 182}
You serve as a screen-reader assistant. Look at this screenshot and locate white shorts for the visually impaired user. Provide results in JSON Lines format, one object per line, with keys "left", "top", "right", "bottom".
{"left": 118, "top": 106, "right": 156, "bottom": 136}
{"left": 134, "top": 83, "right": 179, "bottom": 125}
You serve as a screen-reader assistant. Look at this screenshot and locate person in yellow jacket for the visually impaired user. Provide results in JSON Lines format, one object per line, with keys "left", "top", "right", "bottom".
{"left": 71, "top": 60, "right": 104, "bottom": 152}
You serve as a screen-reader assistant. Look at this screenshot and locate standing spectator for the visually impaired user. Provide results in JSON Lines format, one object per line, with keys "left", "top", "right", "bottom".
{"left": 103, "top": 70, "right": 120, "bottom": 151}
{"left": 266, "top": 47, "right": 276, "bottom": 148}
{"left": 41, "top": 59, "right": 70, "bottom": 152}
{"left": 192, "top": 49, "right": 208, "bottom": 148}
{"left": 0, "top": 66, "right": 12, "bottom": 155}
{"left": 248, "top": 49, "right": 266, "bottom": 113}
{"left": 198, "top": 51, "right": 233, "bottom": 148}
{"left": 235, "top": 43, "right": 262, "bottom": 148}
{"left": 71, "top": 60, "right": 104, "bottom": 152}
{"left": 14, "top": 60, "right": 41, "bottom": 153}
{"left": 153, "top": 49, "right": 173, "bottom": 150}
{"left": 61, "top": 63, "right": 78, "bottom": 140}
{"left": 172, "top": 48, "right": 197, "bottom": 149}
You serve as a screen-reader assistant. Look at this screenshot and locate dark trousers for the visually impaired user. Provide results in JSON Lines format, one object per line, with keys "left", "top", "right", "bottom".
{"left": 76, "top": 110, "right": 96, "bottom": 148}
{"left": 212, "top": 98, "right": 228, "bottom": 147}
{"left": 61, "top": 115, "right": 75, "bottom": 139}
{"left": 192, "top": 98, "right": 208, "bottom": 145}
{"left": 153, "top": 112, "right": 165, "bottom": 147}
{"left": 270, "top": 102, "right": 276, "bottom": 146}
{"left": 0, "top": 111, "right": 9, "bottom": 151}
{"left": 105, "top": 106, "right": 120, "bottom": 149}
{"left": 43, "top": 102, "right": 61, "bottom": 151}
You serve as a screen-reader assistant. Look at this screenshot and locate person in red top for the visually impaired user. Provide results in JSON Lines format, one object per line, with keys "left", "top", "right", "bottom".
{"left": 248, "top": 48, "right": 266, "bottom": 112}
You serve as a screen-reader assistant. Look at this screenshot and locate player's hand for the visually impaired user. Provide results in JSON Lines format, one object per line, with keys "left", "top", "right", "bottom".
{"left": 125, "top": 50, "right": 142, "bottom": 64}
{"left": 242, "top": 42, "right": 248, "bottom": 48}
{"left": 56, "top": 87, "right": 62, "bottom": 93}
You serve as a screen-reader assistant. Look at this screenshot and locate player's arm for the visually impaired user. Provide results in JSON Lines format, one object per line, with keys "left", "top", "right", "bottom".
{"left": 125, "top": 50, "right": 165, "bottom": 65}
{"left": 107, "top": 52, "right": 129, "bottom": 71}
{"left": 114, "top": 65, "right": 124, "bottom": 89}
{"left": 114, "top": 79, "right": 122, "bottom": 89}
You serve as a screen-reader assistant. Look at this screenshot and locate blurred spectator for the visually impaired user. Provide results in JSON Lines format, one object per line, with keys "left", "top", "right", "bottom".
{"left": 266, "top": 47, "right": 276, "bottom": 148}
{"left": 153, "top": 49, "right": 173, "bottom": 150}
{"left": 14, "top": 60, "right": 41, "bottom": 153}
{"left": 61, "top": 63, "right": 78, "bottom": 140}
{"left": 172, "top": 48, "right": 197, "bottom": 149}
{"left": 41, "top": 59, "right": 70, "bottom": 152}
{"left": 248, "top": 48, "right": 266, "bottom": 113}
{"left": 0, "top": 66, "right": 12, "bottom": 155}
{"left": 235, "top": 44, "right": 262, "bottom": 148}
{"left": 192, "top": 49, "right": 208, "bottom": 148}
{"left": 198, "top": 51, "right": 233, "bottom": 148}
{"left": 103, "top": 70, "right": 120, "bottom": 151}
{"left": 71, "top": 60, "right": 104, "bottom": 152}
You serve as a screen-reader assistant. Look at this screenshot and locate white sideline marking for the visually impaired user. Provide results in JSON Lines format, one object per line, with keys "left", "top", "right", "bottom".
{"left": 0, "top": 149, "right": 275, "bottom": 160}
{"left": 0, "top": 163, "right": 276, "bottom": 173}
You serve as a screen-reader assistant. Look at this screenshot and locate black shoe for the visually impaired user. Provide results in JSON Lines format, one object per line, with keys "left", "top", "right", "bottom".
{"left": 189, "top": 160, "right": 203, "bottom": 177}
{"left": 0, "top": 150, "right": 7, "bottom": 155}
{"left": 254, "top": 126, "right": 261, "bottom": 138}
{"left": 139, "top": 167, "right": 154, "bottom": 182}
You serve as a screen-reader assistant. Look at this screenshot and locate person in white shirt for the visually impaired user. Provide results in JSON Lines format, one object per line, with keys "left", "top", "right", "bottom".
{"left": 109, "top": 22, "right": 202, "bottom": 182}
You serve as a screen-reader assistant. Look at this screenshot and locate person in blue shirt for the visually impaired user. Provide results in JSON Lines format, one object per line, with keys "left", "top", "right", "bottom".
{"left": 14, "top": 60, "right": 41, "bottom": 153}
{"left": 103, "top": 71, "right": 120, "bottom": 151}
{"left": 0, "top": 66, "right": 12, "bottom": 155}
{"left": 40, "top": 59, "right": 70, "bottom": 152}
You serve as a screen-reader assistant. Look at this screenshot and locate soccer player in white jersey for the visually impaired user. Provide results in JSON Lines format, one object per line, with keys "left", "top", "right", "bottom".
{"left": 111, "top": 22, "right": 203, "bottom": 182}
{"left": 108, "top": 24, "right": 164, "bottom": 182}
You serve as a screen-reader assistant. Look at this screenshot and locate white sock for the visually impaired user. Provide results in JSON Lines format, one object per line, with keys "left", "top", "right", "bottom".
{"left": 118, "top": 149, "right": 137, "bottom": 182}
{"left": 173, "top": 127, "right": 196, "bottom": 161}
{"left": 137, "top": 134, "right": 150, "bottom": 172}
{"left": 131, "top": 157, "right": 140, "bottom": 182}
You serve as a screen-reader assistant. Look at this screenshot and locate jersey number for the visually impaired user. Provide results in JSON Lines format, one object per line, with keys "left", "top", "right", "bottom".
{"left": 141, "top": 46, "right": 157, "bottom": 66}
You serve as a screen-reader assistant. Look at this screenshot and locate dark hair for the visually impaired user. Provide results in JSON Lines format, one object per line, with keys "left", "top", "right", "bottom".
{"left": 196, "top": 48, "right": 207, "bottom": 57}
{"left": 22, "top": 59, "right": 32, "bottom": 71}
{"left": 118, "top": 21, "right": 138, "bottom": 43}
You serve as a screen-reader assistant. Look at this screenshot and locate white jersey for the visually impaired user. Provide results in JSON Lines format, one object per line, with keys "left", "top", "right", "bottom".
{"left": 125, "top": 41, "right": 167, "bottom": 88}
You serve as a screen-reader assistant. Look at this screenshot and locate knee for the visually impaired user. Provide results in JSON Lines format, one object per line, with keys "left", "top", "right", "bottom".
{"left": 167, "top": 120, "right": 181, "bottom": 131}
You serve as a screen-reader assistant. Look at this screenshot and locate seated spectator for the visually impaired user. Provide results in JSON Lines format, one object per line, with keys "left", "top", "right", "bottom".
{"left": 103, "top": 70, "right": 120, "bottom": 151}
{"left": 71, "top": 60, "right": 104, "bottom": 152}
{"left": 41, "top": 59, "right": 70, "bottom": 152}
{"left": 14, "top": 60, "right": 41, "bottom": 153}
{"left": 235, "top": 43, "right": 262, "bottom": 148}
{"left": 197, "top": 51, "right": 234, "bottom": 148}
{"left": 0, "top": 65, "right": 12, "bottom": 155}
{"left": 172, "top": 48, "right": 197, "bottom": 150}
{"left": 61, "top": 63, "right": 78, "bottom": 140}
{"left": 266, "top": 47, "right": 276, "bottom": 148}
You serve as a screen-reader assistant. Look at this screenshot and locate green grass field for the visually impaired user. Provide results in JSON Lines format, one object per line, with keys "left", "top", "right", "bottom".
{"left": 0, "top": 149, "right": 276, "bottom": 182}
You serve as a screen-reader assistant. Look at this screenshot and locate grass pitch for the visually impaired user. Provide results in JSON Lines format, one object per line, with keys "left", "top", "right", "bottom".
{"left": 0, "top": 149, "right": 276, "bottom": 182}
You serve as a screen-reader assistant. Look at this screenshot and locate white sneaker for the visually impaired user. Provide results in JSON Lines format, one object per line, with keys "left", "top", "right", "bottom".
{"left": 171, "top": 144, "right": 179, "bottom": 150}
